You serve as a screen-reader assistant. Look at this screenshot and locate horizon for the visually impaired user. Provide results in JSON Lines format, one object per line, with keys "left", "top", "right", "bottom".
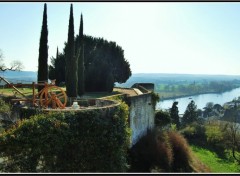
{"left": 2, "top": 70, "right": 240, "bottom": 77}
{"left": 1, "top": 2, "right": 240, "bottom": 75}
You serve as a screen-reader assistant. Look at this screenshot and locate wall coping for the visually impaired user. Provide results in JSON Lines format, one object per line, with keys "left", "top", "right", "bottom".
{"left": 21, "top": 99, "right": 120, "bottom": 112}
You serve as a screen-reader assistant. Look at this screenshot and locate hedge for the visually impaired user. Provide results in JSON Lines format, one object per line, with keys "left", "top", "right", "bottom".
{"left": 0, "top": 102, "right": 130, "bottom": 172}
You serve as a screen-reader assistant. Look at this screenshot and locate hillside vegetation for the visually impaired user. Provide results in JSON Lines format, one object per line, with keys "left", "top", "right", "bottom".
{"left": 117, "top": 73, "right": 240, "bottom": 99}
{"left": 191, "top": 145, "right": 239, "bottom": 172}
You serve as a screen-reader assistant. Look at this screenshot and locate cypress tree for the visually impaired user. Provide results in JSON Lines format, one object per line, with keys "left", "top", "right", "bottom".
{"left": 182, "top": 100, "right": 198, "bottom": 127}
{"left": 55, "top": 47, "right": 59, "bottom": 85}
{"left": 48, "top": 48, "right": 57, "bottom": 81}
{"left": 65, "top": 4, "right": 78, "bottom": 98}
{"left": 77, "top": 13, "right": 85, "bottom": 96}
{"left": 56, "top": 47, "right": 59, "bottom": 59}
{"left": 170, "top": 101, "right": 180, "bottom": 129}
{"left": 37, "top": 3, "right": 48, "bottom": 92}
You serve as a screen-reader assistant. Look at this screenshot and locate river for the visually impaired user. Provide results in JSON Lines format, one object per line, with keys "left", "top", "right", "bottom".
{"left": 156, "top": 87, "right": 240, "bottom": 114}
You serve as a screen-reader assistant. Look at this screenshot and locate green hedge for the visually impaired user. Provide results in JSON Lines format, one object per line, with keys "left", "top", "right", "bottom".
{"left": 18, "top": 107, "right": 44, "bottom": 120}
{"left": 0, "top": 103, "right": 130, "bottom": 172}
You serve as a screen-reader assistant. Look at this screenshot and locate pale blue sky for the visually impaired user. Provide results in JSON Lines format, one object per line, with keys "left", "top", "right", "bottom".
{"left": 1, "top": 2, "right": 240, "bottom": 75}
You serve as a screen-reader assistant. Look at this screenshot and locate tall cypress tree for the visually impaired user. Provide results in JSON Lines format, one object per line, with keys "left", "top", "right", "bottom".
{"left": 170, "top": 101, "right": 180, "bottom": 129}
{"left": 56, "top": 47, "right": 59, "bottom": 59}
{"left": 77, "top": 13, "right": 85, "bottom": 96}
{"left": 37, "top": 3, "right": 48, "bottom": 92}
{"left": 55, "top": 47, "right": 59, "bottom": 84}
{"left": 65, "top": 4, "right": 78, "bottom": 98}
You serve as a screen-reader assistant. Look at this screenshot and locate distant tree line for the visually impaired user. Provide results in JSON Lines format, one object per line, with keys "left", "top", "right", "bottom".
{"left": 158, "top": 80, "right": 240, "bottom": 94}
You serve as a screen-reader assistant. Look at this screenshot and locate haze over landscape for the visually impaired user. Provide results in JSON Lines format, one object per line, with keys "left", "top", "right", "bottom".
{"left": 1, "top": 2, "right": 240, "bottom": 75}
{"left": 1, "top": 2, "right": 240, "bottom": 173}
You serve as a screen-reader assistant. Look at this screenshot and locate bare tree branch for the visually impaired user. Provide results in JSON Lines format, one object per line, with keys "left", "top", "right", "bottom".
{"left": 0, "top": 49, "right": 24, "bottom": 72}
{"left": 9, "top": 60, "right": 24, "bottom": 71}
{"left": 0, "top": 50, "right": 3, "bottom": 59}
{"left": 226, "top": 118, "right": 240, "bottom": 164}
{"left": 0, "top": 58, "right": 6, "bottom": 71}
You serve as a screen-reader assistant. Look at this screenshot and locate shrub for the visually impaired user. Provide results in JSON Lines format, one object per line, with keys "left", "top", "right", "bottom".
{"left": 181, "top": 120, "right": 240, "bottom": 161}
{"left": 0, "top": 102, "right": 130, "bottom": 172}
{"left": 128, "top": 130, "right": 156, "bottom": 172}
{"left": 129, "top": 129, "right": 173, "bottom": 172}
{"left": 155, "top": 130, "right": 173, "bottom": 171}
{"left": 168, "top": 131, "right": 193, "bottom": 172}
{"left": 0, "top": 98, "right": 11, "bottom": 113}
{"left": 18, "top": 107, "right": 43, "bottom": 120}
{"left": 129, "top": 129, "right": 194, "bottom": 172}
{"left": 181, "top": 120, "right": 229, "bottom": 157}
{"left": 0, "top": 98, "right": 16, "bottom": 130}
{"left": 151, "top": 92, "right": 160, "bottom": 110}
{"left": 181, "top": 125, "right": 196, "bottom": 138}
{"left": 155, "top": 110, "right": 171, "bottom": 128}
{"left": 205, "top": 124, "right": 223, "bottom": 144}
{"left": 1, "top": 96, "right": 16, "bottom": 104}
{"left": 180, "top": 122, "right": 206, "bottom": 146}
{"left": 204, "top": 121, "right": 226, "bottom": 153}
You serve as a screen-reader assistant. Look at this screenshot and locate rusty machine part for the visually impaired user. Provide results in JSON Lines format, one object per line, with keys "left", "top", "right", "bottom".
{"left": 1, "top": 76, "right": 67, "bottom": 109}
{"left": 38, "top": 85, "right": 67, "bottom": 109}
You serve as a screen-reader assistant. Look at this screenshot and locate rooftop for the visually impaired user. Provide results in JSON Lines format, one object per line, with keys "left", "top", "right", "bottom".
{"left": 113, "top": 87, "right": 143, "bottom": 97}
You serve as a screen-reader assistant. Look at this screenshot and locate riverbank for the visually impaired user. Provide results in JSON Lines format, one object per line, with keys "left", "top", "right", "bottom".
{"left": 157, "top": 88, "right": 240, "bottom": 101}
{"left": 157, "top": 87, "right": 240, "bottom": 114}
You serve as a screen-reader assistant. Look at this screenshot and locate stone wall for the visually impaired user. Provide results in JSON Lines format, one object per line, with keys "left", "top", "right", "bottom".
{"left": 128, "top": 93, "right": 155, "bottom": 147}
{"left": 8, "top": 90, "right": 155, "bottom": 148}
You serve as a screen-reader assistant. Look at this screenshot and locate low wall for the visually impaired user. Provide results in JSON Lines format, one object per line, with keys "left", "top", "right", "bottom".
{"left": 10, "top": 92, "right": 155, "bottom": 148}
{"left": 17, "top": 99, "right": 120, "bottom": 119}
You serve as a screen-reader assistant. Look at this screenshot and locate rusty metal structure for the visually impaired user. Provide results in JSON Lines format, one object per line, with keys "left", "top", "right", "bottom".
{"left": 0, "top": 76, "right": 67, "bottom": 109}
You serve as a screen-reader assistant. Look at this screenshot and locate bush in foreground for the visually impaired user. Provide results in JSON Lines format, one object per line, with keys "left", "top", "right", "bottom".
{"left": 0, "top": 102, "right": 130, "bottom": 172}
{"left": 168, "top": 131, "right": 192, "bottom": 172}
{"left": 128, "top": 129, "right": 194, "bottom": 172}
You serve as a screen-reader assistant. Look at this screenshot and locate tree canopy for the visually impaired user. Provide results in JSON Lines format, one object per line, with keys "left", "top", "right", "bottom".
{"left": 182, "top": 100, "right": 198, "bottom": 126}
{"left": 49, "top": 35, "right": 131, "bottom": 92}
{"left": 170, "top": 101, "right": 180, "bottom": 129}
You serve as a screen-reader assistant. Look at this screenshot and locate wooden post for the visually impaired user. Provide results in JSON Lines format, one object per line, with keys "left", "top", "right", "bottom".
{"left": 44, "top": 82, "right": 48, "bottom": 108}
{"left": 51, "top": 93, "right": 56, "bottom": 109}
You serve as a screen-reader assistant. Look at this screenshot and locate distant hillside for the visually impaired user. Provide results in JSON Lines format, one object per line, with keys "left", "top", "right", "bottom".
{"left": 0, "top": 71, "right": 37, "bottom": 84}
{"left": 1, "top": 71, "right": 240, "bottom": 88}
{"left": 116, "top": 73, "right": 240, "bottom": 88}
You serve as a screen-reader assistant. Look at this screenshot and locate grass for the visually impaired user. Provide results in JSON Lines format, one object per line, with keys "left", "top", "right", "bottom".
{"left": 0, "top": 87, "right": 121, "bottom": 99}
{"left": 190, "top": 154, "right": 211, "bottom": 173}
{"left": 190, "top": 145, "right": 240, "bottom": 173}
{"left": 0, "top": 87, "right": 34, "bottom": 97}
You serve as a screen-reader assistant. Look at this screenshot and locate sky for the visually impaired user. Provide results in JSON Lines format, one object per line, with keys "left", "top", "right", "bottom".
{"left": 1, "top": 2, "right": 240, "bottom": 75}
